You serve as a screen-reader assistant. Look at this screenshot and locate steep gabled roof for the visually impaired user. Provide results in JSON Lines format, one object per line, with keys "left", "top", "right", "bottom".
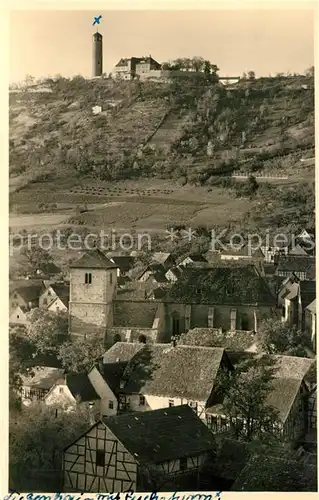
{"left": 109, "top": 256, "right": 135, "bottom": 272}
{"left": 270, "top": 354, "right": 315, "bottom": 381}
{"left": 12, "top": 283, "right": 43, "bottom": 303}
{"left": 102, "top": 405, "right": 215, "bottom": 464}
{"left": 265, "top": 377, "right": 303, "bottom": 422}
{"left": 305, "top": 298, "right": 316, "bottom": 314}
{"left": 66, "top": 373, "right": 100, "bottom": 402}
{"left": 299, "top": 281, "right": 316, "bottom": 309}
{"left": 168, "top": 264, "right": 275, "bottom": 305}
{"left": 21, "top": 366, "right": 64, "bottom": 390}
{"left": 102, "top": 342, "right": 145, "bottom": 364}
{"left": 120, "top": 343, "right": 227, "bottom": 401}
{"left": 70, "top": 249, "right": 118, "bottom": 269}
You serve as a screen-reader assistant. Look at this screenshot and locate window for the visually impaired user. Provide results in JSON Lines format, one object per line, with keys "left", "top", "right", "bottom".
{"left": 139, "top": 395, "right": 145, "bottom": 406}
{"left": 208, "top": 415, "right": 218, "bottom": 431}
{"left": 108, "top": 400, "right": 114, "bottom": 409}
{"left": 85, "top": 273, "right": 92, "bottom": 284}
{"left": 56, "top": 306, "right": 60, "bottom": 312}
{"left": 110, "top": 273, "right": 113, "bottom": 285}
{"left": 47, "top": 290, "right": 51, "bottom": 296}
{"left": 179, "top": 457, "right": 187, "bottom": 471}
{"left": 282, "top": 305, "right": 286, "bottom": 317}
{"left": 220, "top": 416, "right": 227, "bottom": 431}
{"left": 43, "top": 298, "right": 47, "bottom": 305}
{"left": 59, "top": 387, "right": 64, "bottom": 394}
{"left": 188, "top": 401, "right": 198, "bottom": 412}
{"left": 16, "top": 315, "right": 19, "bottom": 319}
{"left": 168, "top": 399, "right": 174, "bottom": 407}
{"left": 96, "top": 449, "right": 105, "bottom": 468}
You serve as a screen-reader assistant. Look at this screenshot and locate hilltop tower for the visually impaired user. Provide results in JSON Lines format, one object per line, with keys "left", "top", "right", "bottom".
{"left": 92, "top": 32, "right": 103, "bottom": 77}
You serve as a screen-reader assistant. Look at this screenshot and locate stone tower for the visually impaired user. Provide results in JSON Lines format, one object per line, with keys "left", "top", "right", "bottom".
{"left": 69, "top": 248, "right": 118, "bottom": 338}
{"left": 92, "top": 32, "right": 103, "bottom": 77}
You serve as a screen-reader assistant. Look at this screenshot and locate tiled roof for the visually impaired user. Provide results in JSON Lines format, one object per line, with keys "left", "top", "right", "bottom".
{"left": 11, "top": 282, "right": 44, "bottom": 303}
{"left": 270, "top": 354, "right": 315, "bottom": 381}
{"left": 231, "top": 454, "right": 317, "bottom": 491}
{"left": 102, "top": 405, "right": 215, "bottom": 464}
{"left": 266, "top": 377, "right": 302, "bottom": 422}
{"left": 220, "top": 245, "right": 263, "bottom": 258}
{"left": 66, "top": 373, "right": 100, "bottom": 402}
{"left": 306, "top": 298, "right": 316, "bottom": 314}
{"left": 168, "top": 264, "right": 275, "bottom": 305}
{"left": 102, "top": 342, "right": 144, "bottom": 364}
{"left": 49, "top": 283, "right": 70, "bottom": 307}
{"left": 120, "top": 343, "right": 226, "bottom": 401}
{"left": 21, "top": 366, "right": 64, "bottom": 390}
{"left": 70, "top": 249, "right": 118, "bottom": 269}
{"left": 37, "top": 262, "right": 61, "bottom": 275}
{"left": 276, "top": 256, "right": 315, "bottom": 277}
{"left": 179, "top": 328, "right": 257, "bottom": 352}
{"left": 113, "top": 300, "right": 158, "bottom": 328}
{"left": 99, "top": 362, "right": 128, "bottom": 395}
{"left": 152, "top": 252, "right": 173, "bottom": 264}
{"left": 299, "top": 281, "right": 316, "bottom": 308}
{"left": 109, "top": 256, "right": 135, "bottom": 273}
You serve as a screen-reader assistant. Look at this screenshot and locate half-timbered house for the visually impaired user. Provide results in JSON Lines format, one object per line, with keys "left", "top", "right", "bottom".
{"left": 63, "top": 404, "right": 215, "bottom": 492}
{"left": 20, "top": 366, "right": 65, "bottom": 405}
{"left": 206, "top": 354, "right": 315, "bottom": 442}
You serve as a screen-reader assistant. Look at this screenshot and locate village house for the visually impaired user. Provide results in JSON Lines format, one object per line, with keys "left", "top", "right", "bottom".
{"left": 219, "top": 244, "right": 264, "bottom": 262}
{"left": 152, "top": 252, "right": 176, "bottom": 270}
{"left": 109, "top": 256, "right": 135, "bottom": 277}
{"left": 304, "top": 299, "right": 316, "bottom": 351}
{"left": 104, "top": 342, "right": 233, "bottom": 419}
{"left": 10, "top": 280, "right": 45, "bottom": 311}
{"left": 205, "top": 354, "right": 315, "bottom": 442}
{"left": 278, "top": 276, "right": 300, "bottom": 325}
{"left": 9, "top": 305, "right": 29, "bottom": 326}
{"left": 39, "top": 282, "right": 70, "bottom": 312}
{"left": 63, "top": 404, "right": 215, "bottom": 492}
{"left": 275, "top": 255, "right": 315, "bottom": 281}
{"left": 45, "top": 373, "right": 100, "bottom": 416}
{"left": 165, "top": 266, "right": 184, "bottom": 283}
{"left": 178, "top": 253, "right": 208, "bottom": 267}
{"left": 20, "top": 366, "right": 65, "bottom": 405}
{"left": 297, "top": 281, "right": 316, "bottom": 332}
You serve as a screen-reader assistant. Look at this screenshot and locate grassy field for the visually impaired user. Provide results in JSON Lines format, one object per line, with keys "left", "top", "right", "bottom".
{"left": 10, "top": 177, "right": 252, "bottom": 233}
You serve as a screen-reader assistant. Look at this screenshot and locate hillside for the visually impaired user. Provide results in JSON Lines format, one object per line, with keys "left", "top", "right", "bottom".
{"left": 9, "top": 73, "right": 315, "bottom": 240}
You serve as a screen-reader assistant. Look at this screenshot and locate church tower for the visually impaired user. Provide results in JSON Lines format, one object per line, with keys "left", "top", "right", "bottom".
{"left": 69, "top": 248, "right": 118, "bottom": 338}
{"left": 92, "top": 32, "right": 103, "bottom": 77}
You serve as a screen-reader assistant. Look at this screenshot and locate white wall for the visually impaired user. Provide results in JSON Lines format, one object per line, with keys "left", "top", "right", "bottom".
{"left": 45, "top": 383, "right": 76, "bottom": 408}
{"left": 88, "top": 366, "right": 118, "bottom": 416}
{"left": 47, "top": 296, "right": 68, "bottom": 313}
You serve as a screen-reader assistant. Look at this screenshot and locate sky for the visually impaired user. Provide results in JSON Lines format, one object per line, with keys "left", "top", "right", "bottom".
{"left": 10, "top": 8, "right": 315, "bottom": 83}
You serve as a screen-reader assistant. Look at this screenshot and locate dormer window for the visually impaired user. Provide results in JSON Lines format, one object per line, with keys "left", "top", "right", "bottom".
{"left": 85, "top": 273, "right": 92, "bottom": 284}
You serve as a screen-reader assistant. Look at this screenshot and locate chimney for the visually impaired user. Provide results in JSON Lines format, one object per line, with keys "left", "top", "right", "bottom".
{"left": 88, "top": 402, "right": 95, "bottom": 425}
